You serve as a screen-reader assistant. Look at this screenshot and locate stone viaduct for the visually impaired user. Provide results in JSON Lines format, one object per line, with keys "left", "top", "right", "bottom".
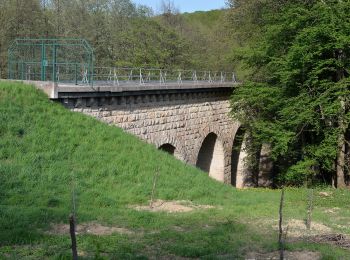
{"left": 29, "top": 80, "right": 273, "bottom": 188}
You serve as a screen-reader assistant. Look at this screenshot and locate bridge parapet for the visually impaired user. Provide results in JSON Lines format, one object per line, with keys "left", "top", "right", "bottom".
{"left": 91, "top": 67, "right": 237, "bottom": 87}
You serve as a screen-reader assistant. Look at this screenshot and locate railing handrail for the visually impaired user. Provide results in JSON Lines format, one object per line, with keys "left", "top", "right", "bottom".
{"left": 9, "top": 62, "right": 237, "bottom": 86}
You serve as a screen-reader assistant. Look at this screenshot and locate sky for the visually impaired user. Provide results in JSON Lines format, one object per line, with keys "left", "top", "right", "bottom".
{"left": 132, "top": 0, "right": 227, "bottom": 13}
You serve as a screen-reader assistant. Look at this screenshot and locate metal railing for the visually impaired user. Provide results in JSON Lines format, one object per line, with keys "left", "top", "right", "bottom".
{"left": 10, "top": 63, "right": 237, "bottom": 86}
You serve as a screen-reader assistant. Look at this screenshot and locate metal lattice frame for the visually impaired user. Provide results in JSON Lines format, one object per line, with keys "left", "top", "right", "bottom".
{"left": 8, "top": 38, "right": 94, "bottom": 84}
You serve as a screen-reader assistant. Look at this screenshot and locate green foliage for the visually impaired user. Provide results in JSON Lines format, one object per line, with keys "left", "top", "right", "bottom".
{"left": 0, "top": 0, "right": 233, "bottom": 76}
{"left": 122, "top": 18, "right": 192, "bottom": 68}
{"left": 282, "top": 159, "right": 318, "bottom": 186}
{"left": 156, "top": 9, "right": 236, "bottom": 72}
{"left": 229, "top": 0, "right": 350, "bottom": 185}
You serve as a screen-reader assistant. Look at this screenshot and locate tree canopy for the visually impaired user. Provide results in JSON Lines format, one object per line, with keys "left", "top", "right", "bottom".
{"left": 0, "top": 0, "right": 232, "bottom": 77}
{"left": 229, "top": 0, "right": 350, "bottom": 187}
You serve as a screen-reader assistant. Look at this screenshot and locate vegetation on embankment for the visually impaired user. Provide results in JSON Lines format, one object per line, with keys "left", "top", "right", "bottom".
{"left": 1, "top": 82, "right": 350, "bottom": 258}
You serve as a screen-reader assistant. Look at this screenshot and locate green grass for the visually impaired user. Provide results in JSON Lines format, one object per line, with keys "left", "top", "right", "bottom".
{"left": 1, "top": 82, "right": 350, "bottom": 259}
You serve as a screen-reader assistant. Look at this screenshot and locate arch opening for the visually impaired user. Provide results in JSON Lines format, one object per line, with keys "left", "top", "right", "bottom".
{"left": 231, "top": 128, "right": 245, "bottom": 187}
{"left": 196, "top": 133, "right": 225, "bottom": 182}
{"left": 159, "top": 143, "right": 176, "bottom": 155}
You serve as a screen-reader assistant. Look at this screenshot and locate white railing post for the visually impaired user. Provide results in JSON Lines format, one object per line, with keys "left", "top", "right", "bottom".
{"left": 107, "top": 68, "right": 112, "bottom": 81}
{"left": 221, "top": 72, "right": 225, "bottom": 83}
{"left": 192, "top": 71, "right": 198, "bottom": 83}
{"left": 232, "top": 72, "right": 236, "bottom": 83}
{"left": 160, "top": 70, "right": 166, "bottom": 84}
{"left": 113, "top": 68, "right": 119, "bottom": 86}
{"left": 177, "top": 71, "right": 182, "bottom": 85}
{"left": 160, "top": 70, "right": 162, "bottom": 84}
{"left": 128, "top": 69, "right": 133, "bottom": 82}
{"left": 139, "top": 68, "right": 144, "bottom": 85}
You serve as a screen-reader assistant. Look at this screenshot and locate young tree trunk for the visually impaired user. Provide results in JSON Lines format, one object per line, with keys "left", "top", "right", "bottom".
{"left": 336, "top": 98, "right": 347, "bottom": 188}
{"left": 337, "top": 135, "right": 346, "bottom": 188}
{"left": 69, "top": 214, "right": 78, "bottom": 260}
{"left": 335, "top": 49, "right": 347, "bottom": 188}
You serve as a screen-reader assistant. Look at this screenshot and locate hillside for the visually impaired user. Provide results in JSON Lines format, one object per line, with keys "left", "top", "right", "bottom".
{"left": 182, "top": 10, "right": 225, "bottom": 30}
{"left": 1, "top": 82, "right": 350, "bottom": 258}
{"left": 156, "top": 10, "right": 235, "bottom": 72}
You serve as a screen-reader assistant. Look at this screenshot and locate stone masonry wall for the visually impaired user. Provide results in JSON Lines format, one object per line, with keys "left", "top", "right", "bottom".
{"left": 63, "top": 90, "right": 242, "bottom": 184}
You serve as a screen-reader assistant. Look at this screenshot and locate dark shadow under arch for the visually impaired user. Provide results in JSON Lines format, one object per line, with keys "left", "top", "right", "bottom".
{"left": 231, "top": 128, "right": 245, "bottom": 186}
{"left": 159, "top": 143, "right": 176, "bottom": 155}
{"left": 196, "top": 133, "right": 225, "bottom": 182}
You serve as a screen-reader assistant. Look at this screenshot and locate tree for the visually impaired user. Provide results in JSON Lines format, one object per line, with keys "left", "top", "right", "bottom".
{"left": 159, "top": 0, "right": 180, "bottom": 27}
{"left": 160, "top": 0, "right": 178, "bottom": 15}
{"left": 0, "top": 0, "right": 225, "bottom": 77}
{"left": 0, "top": 0, "right": 46, "bottom": 77}
{"left": 229, "top": 0, "right": 350, "bottom": 187}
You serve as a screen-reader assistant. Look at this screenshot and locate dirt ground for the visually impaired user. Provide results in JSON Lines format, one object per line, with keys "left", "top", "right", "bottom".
{"left": 46, "top": 222, "right": 134, "bottom": 236}
{"left": 281, "top": 219, "right": 332, "bottom": 238}
{"left": 246, "top": 250, "right": 321, "bottom": 260}
{"left": 132, "top": 199, "right": 215, "bottom": 213}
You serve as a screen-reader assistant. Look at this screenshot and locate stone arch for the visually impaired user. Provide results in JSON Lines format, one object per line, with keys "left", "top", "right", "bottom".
{"left": 193, "top": 124, "right": 228, "bottom": 163}
{"left": 153, "top": 134, "right": 186, "bottom": 162}
{"left": 196, "top": 132, "right": 225, "bottom": 182}
{"left": 159, "top": 143, "right": 176, "bottom": 155}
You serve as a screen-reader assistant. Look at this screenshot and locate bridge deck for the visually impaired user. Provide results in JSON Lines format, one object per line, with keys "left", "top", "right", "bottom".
{"left": 13, "top": 80, "right": 237, "bottom": 99}
{"left": 59, "top": 81, "right": 236, "bottom": 92}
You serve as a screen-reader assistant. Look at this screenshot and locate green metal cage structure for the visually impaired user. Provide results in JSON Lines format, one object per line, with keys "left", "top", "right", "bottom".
{"left": 8, "top": 38, "right": 94, "bottom": 85}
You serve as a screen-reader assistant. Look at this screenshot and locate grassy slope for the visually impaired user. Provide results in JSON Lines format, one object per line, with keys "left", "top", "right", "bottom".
{"left": 0, "top": 82, "right": 350, "bottom": 259}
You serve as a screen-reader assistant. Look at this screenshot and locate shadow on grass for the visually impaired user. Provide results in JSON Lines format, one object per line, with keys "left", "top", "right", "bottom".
{"left": 0, "top": 205, "right": 68, "bottom": 246}
{"left": 139, "top": 220, "right": 272, "bottom": 259}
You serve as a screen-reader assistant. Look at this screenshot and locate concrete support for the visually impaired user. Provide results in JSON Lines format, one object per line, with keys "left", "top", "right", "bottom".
{"left": 196, "top": 133, "right": 225, "bottom": 182}
{"left": 209, "top": 137, "right": 225, "bottom": 182}
{"left": 258, "top": 143, "right": 274, "bottom": 187}
{"left": 235, "top": 133, "right": 250, "bottom": 188}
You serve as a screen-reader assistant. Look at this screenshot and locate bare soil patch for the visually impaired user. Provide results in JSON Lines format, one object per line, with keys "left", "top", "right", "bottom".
{"left": 132, "top": 200, "right": 214, "bottom": 213}
{"left": 47, "top": 222, "right": 134, "bottom": 236}
{"left": 308, "top": 234, "right": 350, "bottom": 249}
{"left": 318, "top": 191, "right": 333, "bottom": 197}
{"left": 273, "top": 219, "right": 332, "bottom": 238}
{"left": 246, "top": 250, "right": 321, "bottom": 260}
{"left": 269, "top": 218, "right": 350, "bottom": 250}
{"left": 323, "top": 207, "right": 340, "bottom": 214}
